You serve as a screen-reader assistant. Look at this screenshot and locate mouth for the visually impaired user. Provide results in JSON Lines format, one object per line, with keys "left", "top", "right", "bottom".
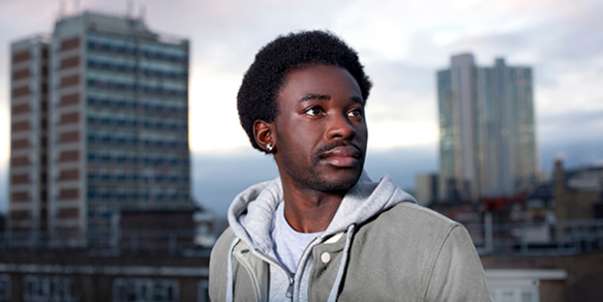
{"left": 319, "top": 145, "right": 362, "bottom": 168}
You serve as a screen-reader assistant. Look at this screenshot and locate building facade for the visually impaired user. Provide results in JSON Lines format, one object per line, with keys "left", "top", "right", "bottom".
{"left": 9, "top": 11, "right": 192, "bottom": 244}
{"left": 9, "top": 35, "right": 50, "bottom": 239}
{"left": 437, "top": 53, "right": 537, "bottom": 202}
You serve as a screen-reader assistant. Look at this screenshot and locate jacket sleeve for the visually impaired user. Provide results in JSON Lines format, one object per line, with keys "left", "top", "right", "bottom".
{"left": 424, "top": 224, "right": 492, "bottom": 302}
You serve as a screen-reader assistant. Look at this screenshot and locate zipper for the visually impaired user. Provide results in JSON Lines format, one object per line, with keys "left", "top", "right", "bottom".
{"left": 241, "top": 235, "right": 327, "bottom": 302}
{"left": 286, "top": 277, "right": 294, "bottom": 298}
{"left": 292, "top": 236, "right": 323, "bottom": 302}
{"left": 254, "top": 236, "right": 321, "bottom": 302}
{"left": 252, "top": 248, "right": 295, "bottom": 301}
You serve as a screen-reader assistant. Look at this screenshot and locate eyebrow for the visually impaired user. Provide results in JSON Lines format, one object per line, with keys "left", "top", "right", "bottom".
{"left": 299, "top": 93, "right": 364, "bottom": 104}
{"left": 300, "top": 94, "right": 331, "bottom": 102}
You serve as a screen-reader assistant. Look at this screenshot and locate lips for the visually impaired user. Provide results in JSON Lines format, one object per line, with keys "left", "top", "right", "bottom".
{"left": 319, "top": 145, "right": 362, "bottom": 168}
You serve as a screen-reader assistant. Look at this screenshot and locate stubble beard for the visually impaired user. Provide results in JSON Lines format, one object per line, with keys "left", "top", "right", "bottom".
{"left": 285, "top": 154, "right": 364, "bottom": 194}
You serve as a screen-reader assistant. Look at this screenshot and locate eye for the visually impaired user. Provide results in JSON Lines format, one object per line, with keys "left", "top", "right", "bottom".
{"left": 304, "top": 106, "right": 325, "bottom": 117}
{"left": 347, "top": 108, "right": 364, "bottom": 120}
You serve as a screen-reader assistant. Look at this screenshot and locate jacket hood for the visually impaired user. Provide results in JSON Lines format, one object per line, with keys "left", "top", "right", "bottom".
{"left": 227, "top": 172, "right": 416, "bottom": 255}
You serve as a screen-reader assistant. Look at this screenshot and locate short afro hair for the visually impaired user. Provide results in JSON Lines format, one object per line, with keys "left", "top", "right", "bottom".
{"left": 237, "top": 30, "right": 372, "bottom": 152}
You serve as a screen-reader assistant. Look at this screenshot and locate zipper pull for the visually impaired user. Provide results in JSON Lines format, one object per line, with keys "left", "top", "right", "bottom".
{"left": 286, "top": 275, "right": 294, "bottom": 299}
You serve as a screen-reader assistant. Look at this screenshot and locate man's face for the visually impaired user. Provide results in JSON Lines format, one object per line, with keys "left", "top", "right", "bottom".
{"left": 272, "top": 64, "right": 368, "bottom": 193}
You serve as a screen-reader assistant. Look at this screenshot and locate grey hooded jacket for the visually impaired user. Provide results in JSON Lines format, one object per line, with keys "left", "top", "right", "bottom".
{"left": 209, "top": 175, "right": 492, "bottom": 302}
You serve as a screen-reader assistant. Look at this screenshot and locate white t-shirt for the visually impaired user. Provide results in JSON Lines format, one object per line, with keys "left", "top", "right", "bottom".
{"left": 271, "top": 202, "right": 323, "bottom": 273}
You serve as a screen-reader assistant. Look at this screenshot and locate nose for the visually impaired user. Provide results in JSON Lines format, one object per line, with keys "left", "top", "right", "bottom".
{"left": 326, "top": 112, "right": 355, "bottom": 141}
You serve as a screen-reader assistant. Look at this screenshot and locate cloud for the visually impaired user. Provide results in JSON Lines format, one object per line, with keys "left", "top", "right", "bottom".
{"left": 538, "top": 109, "right": 603, "bottom": 144}
{"left": 445, "top": 1, "right": 603, "bottom": 66}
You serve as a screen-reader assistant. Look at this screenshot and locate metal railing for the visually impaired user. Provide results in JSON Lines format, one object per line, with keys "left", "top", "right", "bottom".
{"left": 470, "top": 217, "right": 603, "bottom": 256}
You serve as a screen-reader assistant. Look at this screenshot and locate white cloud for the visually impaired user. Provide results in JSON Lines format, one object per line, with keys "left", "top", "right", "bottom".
{"left": 188, "top": 62, "right": 250, "bottom": 153}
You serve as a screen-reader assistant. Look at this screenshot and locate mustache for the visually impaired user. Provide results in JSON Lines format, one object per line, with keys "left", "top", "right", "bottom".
{"left": 315, "top": 141, "right": 363, "bottom": 159}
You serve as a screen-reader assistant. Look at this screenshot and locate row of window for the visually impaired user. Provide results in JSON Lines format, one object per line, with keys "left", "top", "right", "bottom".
{"left": 86, "top": 87, "right": 186, "bottom": 103}
{"left": 87, "top": 58, "right": 187, "bottom": 79}
{"left": 87, "top": 116, "right": 186, "bottom": 131}
{"left": 0, "top": 274, "right": 208, "bottom": 302}
{"left": 87, "top": 153, "right": 188, "bottom": 165}
{"left": 87, "top": 40, "right": 187, "bottom": 63}
{"left": 87, "top": 97, "right": 186, "bottom": 114}
{"left": 88, "top": 190, "right": 189, "bottom": 202}
{"left": 88, "top": 173, "right": 188, "bottom": 183}
{"left": 87, "top": 70, "right": 187, "bottom": 90}
{"left": 87, "top": 134, "right": 187, "bottom": 148}
{"left": 87, "top": 79, "right": 187, "bottom": 97}
{"left": 23, "top": 275, "right": 77, "bottom": 302}
{"left": 113, "top": 278, "right": 179, "bottom": 302}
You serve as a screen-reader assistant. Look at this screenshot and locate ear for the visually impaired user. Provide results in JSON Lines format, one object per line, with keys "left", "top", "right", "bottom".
{"left": 253, "top": 120, "right": 275, "bottom": 153}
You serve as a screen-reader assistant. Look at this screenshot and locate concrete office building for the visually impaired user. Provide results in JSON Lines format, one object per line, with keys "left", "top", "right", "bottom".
{"left": 9, "top": 11, "right": 192, "bottom": 244}
{"left": 437, "top": 53, "right": 537, "bottom": 202}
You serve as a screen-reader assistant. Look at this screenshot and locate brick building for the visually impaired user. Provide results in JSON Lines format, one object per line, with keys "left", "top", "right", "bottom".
{"left": 8, "top": 11, "right": 192, "bottom": 244}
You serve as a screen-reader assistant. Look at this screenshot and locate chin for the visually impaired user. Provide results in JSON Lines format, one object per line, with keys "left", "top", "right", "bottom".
{"left": 313, "top": 168, "right": 362, "bottom": 193}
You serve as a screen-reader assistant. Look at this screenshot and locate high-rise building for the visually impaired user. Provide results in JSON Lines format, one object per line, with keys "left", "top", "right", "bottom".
{"left": 437, "top": 53, "right": 537, "bottom": 202}
{"left": 9, "top": 11, "right": 192, "bottom": 244}
{"left": 9, "top": 35, "right": 50, "bottom": 237}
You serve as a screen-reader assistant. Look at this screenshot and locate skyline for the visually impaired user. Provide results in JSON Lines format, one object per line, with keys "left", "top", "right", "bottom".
{"left": 1, "top": 0, "right": 602, "bottom": 215}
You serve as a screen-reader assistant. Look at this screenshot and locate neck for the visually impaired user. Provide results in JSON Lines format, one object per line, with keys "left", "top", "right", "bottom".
{"left": 279, "top": 178, "right": 344, "bottom": 233}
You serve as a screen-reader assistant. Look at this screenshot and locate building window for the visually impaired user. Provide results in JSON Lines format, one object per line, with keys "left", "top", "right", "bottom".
{"left": 0, "top": 274, "right": 10, "bottom": 302}
{"left": 112, "top": 278, "right": 179, "bottom": 302}
{"left": 197, "top": 280, "right": 209, "bottom": 302}
{"left": 491, "top": 287, "right": 539, "bottom": 302}
{"left": 23, "top": 275, "right": 76, "bottom": 302}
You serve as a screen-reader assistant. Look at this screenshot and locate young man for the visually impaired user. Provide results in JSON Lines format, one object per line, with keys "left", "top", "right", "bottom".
{"left": 209, "top": 31, "right": 491, "bottom": 302}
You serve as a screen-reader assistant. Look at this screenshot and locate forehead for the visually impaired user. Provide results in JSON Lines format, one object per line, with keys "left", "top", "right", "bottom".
{"left": 277, "top": 64, "right": 362, "bottom": 104}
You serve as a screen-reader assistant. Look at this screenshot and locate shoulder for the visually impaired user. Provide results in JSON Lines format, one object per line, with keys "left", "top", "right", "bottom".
{"left": 353, "top": 202, "right": 465, "bottom": 259}
{"left": 392, "top": 202, "right": 457, "bottom": 223}
{"left": 345, "top": 202, "right": 482, "bottom": 299}
{"left": 368, "top": 202, "right": 460, "bottom": 236}
{"left": 379, "top": 203, "right": 488, "bottom": 300}
{"left": 355, "top": 202, "right": 471, "bottom": 272}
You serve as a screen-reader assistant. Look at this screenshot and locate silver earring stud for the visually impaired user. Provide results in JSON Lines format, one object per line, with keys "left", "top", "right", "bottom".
{"left": 266, "top": 143, "right": 274, "bottom": 152}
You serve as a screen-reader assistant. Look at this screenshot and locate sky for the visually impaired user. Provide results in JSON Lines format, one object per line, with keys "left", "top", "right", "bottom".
{"left": 1, "top": 0, "right": 602, "bottom": 216}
